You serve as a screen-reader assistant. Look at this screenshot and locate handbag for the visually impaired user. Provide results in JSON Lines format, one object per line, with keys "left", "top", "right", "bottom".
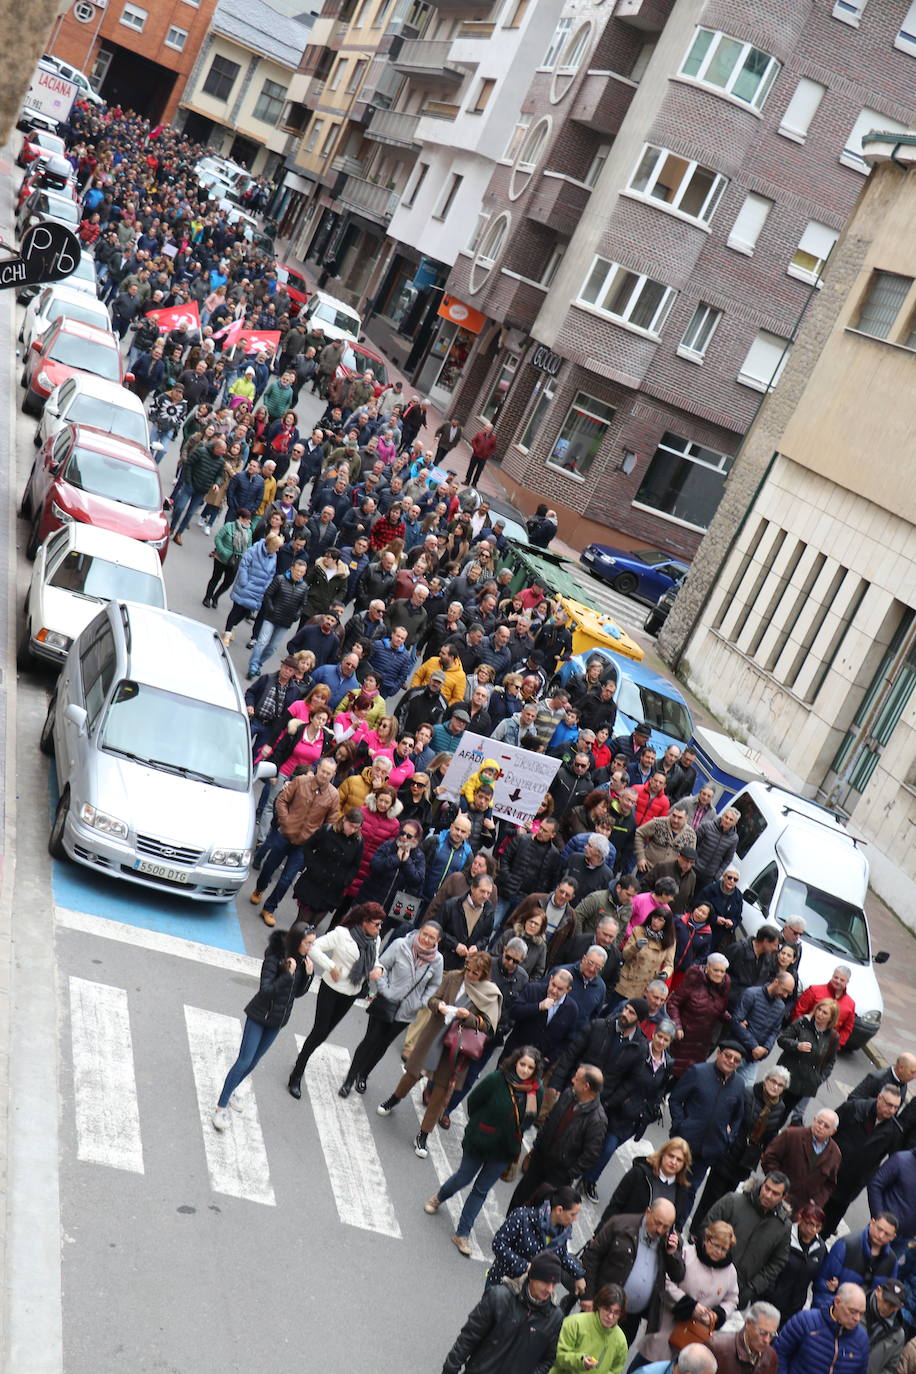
{"left": 669, "top": 1320, "right": 711, "bottom": 1351}
{"left": 444, "top": 1022, "right": 488, "bottom": 1061}
{"left": 388, "top": 890, "right": 421, "bottom": 924}
{"left": 367, "top": 965, "right": 429, "bottom": 1024}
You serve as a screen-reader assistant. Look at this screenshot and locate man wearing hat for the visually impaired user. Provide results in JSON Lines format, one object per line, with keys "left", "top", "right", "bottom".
{"left": 397, "top": 670, "right": 449, "bottom": 732}
{"left": 864, "top": 1278, "right": 906, "bottom": 1372}
{"left": 441, "top": 1250, "right": 564, "bottom": 1374}
{"left": 613, "top": 721, "right": 654, "bottom": 763}
{"left": 431, "top": 708, "right": 470, "bottom": 756}
{"left": 244, "top": 656, "right": 306, "bottom": 756}
{"left": 668, "top": 1041, "right": 749, "bottom": 1209}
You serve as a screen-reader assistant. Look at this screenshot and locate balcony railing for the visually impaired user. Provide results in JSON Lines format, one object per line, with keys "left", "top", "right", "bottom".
{"left": 392, "top": 39, "right": 466, "bottom": 81}
{"left": 337, "top": 173, "right": 401, "bottom": 223}
{"left": 331, "top": 153, "right": 366, "bottom": 177}
{"left": 365, "top": 106, "right": 421, "bottom": 148}
{"left": 420, "top": 100, "right": 461, "bottom": 120}
{"left": 456, "top": 20, "right": 495, "bottom": 35}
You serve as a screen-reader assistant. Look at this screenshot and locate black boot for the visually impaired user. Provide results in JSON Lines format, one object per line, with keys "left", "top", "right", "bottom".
{"left": 287, "top": 1076, "right": 302, "bottom": 1100}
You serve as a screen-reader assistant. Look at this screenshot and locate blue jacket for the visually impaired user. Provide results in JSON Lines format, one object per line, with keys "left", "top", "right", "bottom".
{"left": 310, "top": 663, "right": 359, "bottom": 709}
{"left": 488, "top": 1200, "right": 584, "bottom": 1288}
{"left": 733, "top": 984, "right": 789, "bottom": 1060}
{"left": 668, "top": 1061, "right": 747, "bottom": 1163}
{"left": 227, "top": 469, "right": 265, "bottom": 517}
{"left": 369, "top": 637, "right": 413, "bottom": 697}
{"left": 421, "top": 830, "right": 472, "bottom": 899}
{"left": 230, "top": 540, "right": 277, "bottom": 611}
{"left": 868, "top": 1149, "right": 916, "bottom": 1237}
{"left": 774, "top": 1305, "right": 869, "bottom": 1374}
{"left": 501, "top": 980, "right": 580, "bottom": 1065}
{"left": 813, "top": 1227, "right": 898, "bottom": 1309}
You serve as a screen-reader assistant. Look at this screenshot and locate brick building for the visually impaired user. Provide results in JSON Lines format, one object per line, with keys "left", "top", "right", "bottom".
{"left": 436, "top": 0, "right": 916, "bottom": 557}
{"left": 48, "top": 0, "right": 218, "bottom": 123}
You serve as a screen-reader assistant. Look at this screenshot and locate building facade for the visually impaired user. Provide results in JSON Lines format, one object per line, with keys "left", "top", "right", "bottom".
{"left": 433, "top": 0, "right": 916, "bottom": 556}
{"left": 48, "top": 0, "right": 218, "bottom": 123}
{"left": 177, "top": 0, "right": 313, "bottom": 178}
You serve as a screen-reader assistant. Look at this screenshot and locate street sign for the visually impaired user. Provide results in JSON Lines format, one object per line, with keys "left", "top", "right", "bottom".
{"left": 0, "top": 222, "right": 81, "bottom": 291}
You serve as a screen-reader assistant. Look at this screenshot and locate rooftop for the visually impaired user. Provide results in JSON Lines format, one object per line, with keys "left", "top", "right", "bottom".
{"left": 211, "top": 0, "right": 313, "bottom": 68}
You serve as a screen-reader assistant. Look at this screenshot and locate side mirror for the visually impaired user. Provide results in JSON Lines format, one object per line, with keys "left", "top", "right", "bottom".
{"left": 45, "top": 402, "right": 59, "bottom": 417}
{"left": 31, "top": 339, "right": 42, "bottom": 352}
{"left": 161, "top": 497, "right": 173, "bottom": 512}
{"left": 64, "top": 703, "right": 88, "bottom": 734}
{"left": 874, "top": 950, "right": 890, "bottom": 964}
{"left": 744, "top": 888, "right": 759, "bottom": 907}
{"left": 254, "top": 760, "right": 277, "bottom": 782}
{"left": 124, "top": 372, "right": 135, "bottom": 384}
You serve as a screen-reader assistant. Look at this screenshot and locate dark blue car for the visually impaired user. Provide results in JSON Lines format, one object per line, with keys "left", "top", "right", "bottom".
{"left": 579, "top": 544, "right": 689, "bottom": 603}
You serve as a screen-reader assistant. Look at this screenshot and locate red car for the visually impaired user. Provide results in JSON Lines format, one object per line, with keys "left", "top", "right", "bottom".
{"left": 17, "top": 154, "right": 76, "bottom": 208}
{"left": 276, "top": 263, "right": 310, "bottom": 317}
{"left": 337, "top": 340, "right": 391, "bottom": 398}
{"left": 16, "top": 128, "right": 66, "bottom": 168}
{"left": 20, "top": 424, "right": 170, "bottom": 562}
{"left": 21, "top": 317, "right": 125, "bottom": 416}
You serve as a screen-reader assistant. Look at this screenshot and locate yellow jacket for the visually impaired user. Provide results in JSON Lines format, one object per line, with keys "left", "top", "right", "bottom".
{"left": 411, "top": 655, "right": 466, "bottom": 707}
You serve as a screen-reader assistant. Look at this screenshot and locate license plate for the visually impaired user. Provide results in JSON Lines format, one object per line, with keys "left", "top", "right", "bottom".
{"left": 133, "top": 859, "right": 192, "bottom": 883}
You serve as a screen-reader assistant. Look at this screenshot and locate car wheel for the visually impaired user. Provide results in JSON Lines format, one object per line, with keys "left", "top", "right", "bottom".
{"left": 49, "top": 787, "right": 70, "bottom": 859}
{"left": 26, "top": 510, "right": 43, "bottom": 560}
{"left": 20, "top": 367, "right": 29, "bottom": 389}
{"left": 16, "top": 623, "right": 32, "bottom": 671}
{"left": 40, "top": 693, "right": 57, "bottom": 757}
{"left": 613, "top": 572, "right": 639, "bottom": 596}
{"left": 643, "top": 612, "right": 661, "bottom": 635}
{"left": 33, "top": 429, "right": 41, "bottom": 448}
{"left": 18, "top": 479, "right": 32, "bottom": 519}
{"left": 22, "top": 388, "right": 40, "bottom": 416}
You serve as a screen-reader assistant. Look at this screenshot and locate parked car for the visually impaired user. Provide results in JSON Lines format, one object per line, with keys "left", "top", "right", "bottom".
{"left": 39, "top": 54, "right": 104, "bottom": 106}
{"left": 35, "top": 374, "right": 149, "bottom": 452}
{"left": 643, "top": 578, "right": 683, "bottom": 636}
{"left": 733, "top": 780, "right": 888, "bottom": 1051}
{"left": 276, "top": 262, "right": 309, "bottom": 315}
{"left": 16, "top": 127, "right": 65, "bottom": 168}
{"left": 301, "top": 288, "right": 361, "bottom": 343}
{"left": 20, "top": 424, "right": 169, "bottom": 561}
{"left": 555, "top": 646, "right": 694, "bottom": 752}
{"left": 21, "top": 317, "right": 124, "bottom": 415}
{"left": 580, "top": 543, "right": 689, "bottom": 603}
{"left": 40, "top": 601, "right": 274, "bottom": 899}
{"left": 17, "top": 154, "right": 76, "bottom": 208}
{"left": 18, "top": 250, "right": 97, "bottom": 306}
{"left": 16, "top": 187, "right": 80, "bottom": 240}
{"left": 20, "top": 523, "right": 166, "bottom": 668}
{"left": 339, "top": 340, "right": 390, "bottom": 394}
{"left": 20, "top": 283, "right": 110, "bottom": 351}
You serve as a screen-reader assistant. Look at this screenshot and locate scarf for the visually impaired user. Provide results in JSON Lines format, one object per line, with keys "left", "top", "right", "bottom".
{"left": 507, "top": 1072, "right": 541, "bottom": 1136}
{"left": 410, "top": 930, "right": 439, "bottom": 965}
{"left": 348, "top": 925, "right": 377, "bottom": 993}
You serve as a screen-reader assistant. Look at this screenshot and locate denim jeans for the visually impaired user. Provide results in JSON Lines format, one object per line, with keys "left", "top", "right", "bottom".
{"left": 217, "top": 1017, "right": 281, "bottom": 1108}
{"left": 254, "top": 826, "right": 304, "bottom": 912}
{"left": 150, "top": 423, "right": 176, "bottom": 460}
{"left": 585, "top": 1129, "right": 632, "bottom": 1184}
{"left": 437, "top": 1150, "right": 507, "bottom": 1236}
{"left": 171, "top": 478, "right": 206, "bottom": 534}
{"left": 248, "top": 619, "right": 286, "bottom": 677}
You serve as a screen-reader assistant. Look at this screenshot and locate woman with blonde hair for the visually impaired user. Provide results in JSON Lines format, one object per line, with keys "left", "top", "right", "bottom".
{"left": 776, "top": 996, "right": 840, "bottom": 1119}
{"left": 637, "top": 1219, "right": 738, "bottom": 1365}
{"left": 599, "top": 1138, "right": 694, "bottom": 1229}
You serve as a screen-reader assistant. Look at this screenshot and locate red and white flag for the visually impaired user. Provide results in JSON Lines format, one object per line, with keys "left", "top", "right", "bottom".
{"left": 144, "top": 302, "right": 201, "bottom": 334}
{"left": 237, "top": 329, "right": 281, "bottom": 356}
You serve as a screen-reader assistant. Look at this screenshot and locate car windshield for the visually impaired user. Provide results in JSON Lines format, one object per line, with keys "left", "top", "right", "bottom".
{"left": 101, "top": 681, "right": 251, "bottom": 790}
{"left": 67, "top": 394, "right": 148, "bottom": 446}
{"left": 46, "top": 300, "right": 107, "bottom": 332}
{"left": 36, "top": 133, "right": 65, "bottom": 154}
{"left": 63, "top": 447, "right": 160, "bottom": 509}
{"left": 48, "top": 335, "right": 119, "bottom": 380}
{"left": 616, "top": 678, "right": 692, "bottom": 742}
{"left": 775, "top": 876, "right": 870, "bottom": 964}
{"left": 315, "top": 303, "right": 359, "bottom": 334}
{"left": 351, "top": 348, "right": 388, "bottom": 386}
{"left": 286, "top": 271, "right": 307, "bottom": 294}
{"left": 44, "top": 196, "right": 79, "bottom": 225}
{"left": 49, "top": 549, "right": 164, "bottom": 606}
{"left": 633, "top": 549, "right": 669, "bottom": 565}
{"left": 65, "top": 258, "right": 97, "bottom": 289}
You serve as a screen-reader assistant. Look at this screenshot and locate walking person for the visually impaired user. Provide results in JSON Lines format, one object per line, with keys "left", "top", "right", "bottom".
{"left": 212, "top": 923, "right": 315, "bottom": 1131}
{"left": 203, "top": 509, "right": 253, "bottom": 608}
{"left": 291, "top": 810, "right": 365, "bottom": 926}
{"left": 424, "top": 1046, "right": 544, "bottom": 1256}
{"left": 464, "top": 420, "right": 497, "bottom": 487}
{"left": 286, "top": 903, "right": 385, "bottom": 1098}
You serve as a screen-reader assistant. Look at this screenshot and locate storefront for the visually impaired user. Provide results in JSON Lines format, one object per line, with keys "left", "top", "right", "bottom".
{"left": 415, "top": 294, "right": 488, "bottom": 410}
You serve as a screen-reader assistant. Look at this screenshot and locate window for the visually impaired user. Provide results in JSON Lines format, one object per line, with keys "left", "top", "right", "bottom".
{"left": 734, "top": 792, "right": 768, "bottom": 858}
{"left": 778, "top": 78, "right": 825, "bottom": 143}
{"left": 841, "top": 109, "right": 910, "bottom": 172}
{"left": 253, "top": 79, "right": 287, "bottom": 124}
{"left": 504, "top": 0, "right": 529, "bottom": 28}
{"left": 548, "top": 392, "right": 615, "bottom": 478}
{"left": 203, "top": 55, "right": 241, "bottom": 101}
{"left": 466, "top": 213, "right": 488, "bottom": 253}
{"left": 372, "top": 0, "right": 394, "bottom": 25}
{"left": 541, "top": 244, "right": 564, "bottom": 286}
{"left": 120, "top": 3, "right": 147, "bottom": 31}
{"left": 788, "top": 221, "right": 838, "bottom": 284}
{"left": 542, "top": 16, "right": 572, "bottom": 69}
{"left": 403, "top": 160, "right": 428, "bottom": 208}
{"left": 680, "top": 28, "right": 779, "bottom": 110}
{"left": 633, "top": 431, "right": 733, "bottom": 530}
{"left": 551, "top": 21, "right": 592, "bottom": 100}
{"left": 181, "top": 0, "right": 200, "bottom": 5}
{"left": 853, "top": 270, "right": 913, "bottom": 339}
{"left": 328, "top": 60, "right": 345, "bottom": 91}
{"left": 833, "top": 0, "right": 867, "bottom": 24}
{"left": 304, "top": 117, "right": 324, "bottom": 153}
{"left": 320, "top": 125, "right": 338, "bottom": 157}
{"left": 630, "top": 42, "right": 654, "bottom": 83}
{"left": 164, "top": 24, "right": 187, "bottom": 49}
{"left": 471, "top": 78, "right": 495, "bottom": 113}
{"left": 503, "top": 114, "right": 531, "bottom": 161}
{"left": 737, "top": 329, "right": 791, "bottom": 392}
{"left": 482, "top": 355, "right": 518, "bottom": 421}
{"left": 518, "top": 377, "right": 556, "bottom": 450}
{"left": 896, "top": 0, "right": 916, "bottom": 53}
{"left": 433, "top": 172, "right": 463, "bottom": 220}
{"left": 578, "top": 257, "right": 676, "bottom": 336}
{"left": 727, "top": 191, "right": 772, "bottom": 254}
{"left": 509, "top": 117, "right": 550, "bottom": 198}
{"left": 678, "top": 303, "right": 721, "bottom": 360}
{"left": 347, "top": 59, "right": 368, "bottom": 94}
{"left": 585, "top": 144, "right": 610, "bottom": 187}
{"left": 469, "top": 212, "right": 509, "bottom": 292}
{"left": 628, "top": 144, "right": 727, "bottom": 225}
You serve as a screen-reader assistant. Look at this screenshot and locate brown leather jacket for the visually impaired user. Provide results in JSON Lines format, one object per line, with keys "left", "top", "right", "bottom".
{"left": 275, "top": 774, "right": 340, "bottom": 845}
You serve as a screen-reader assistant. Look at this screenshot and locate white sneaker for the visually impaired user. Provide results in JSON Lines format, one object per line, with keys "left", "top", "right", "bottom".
{"left": 228, "top": 1093, "right": 244, "bottom": 1112}
{"left": 212, "top": 1106, "right": 230, "bottom": 1131}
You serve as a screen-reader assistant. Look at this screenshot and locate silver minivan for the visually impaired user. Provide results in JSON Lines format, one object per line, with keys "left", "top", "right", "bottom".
{"left": 40, "top": 601, "right": 274, "bottom": 900}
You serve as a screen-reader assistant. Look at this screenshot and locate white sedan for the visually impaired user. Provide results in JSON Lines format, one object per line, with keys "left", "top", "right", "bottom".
{"left": 20, "top": 523, "right": 167, "bottom": 668}
{"left": 20, "top": 283, "right": 111, "bottom": 351}
{"left": 35, "top": 374, "right": 150, "bottom": 451}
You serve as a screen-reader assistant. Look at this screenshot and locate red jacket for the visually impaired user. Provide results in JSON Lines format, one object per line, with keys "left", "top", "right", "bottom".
{"left": 632, "top": 784, "right": 670, "bottom": 827}
{"left": 793, "top": 983, "right": 856, "bottom": 1047}
{"left": 470, "top": 430, "right": 497, "bottom": 461}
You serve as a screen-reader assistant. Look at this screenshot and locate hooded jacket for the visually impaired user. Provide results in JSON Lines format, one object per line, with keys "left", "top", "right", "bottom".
{"left": 345, "top": 792, "right": 403, "bottom": 895}
{"left": 442, "top": 1274, "right": 563, "bottom": 1374}
{"left": 304, "top": 557, "right": 348, "bottom": 618}
{"left": 291, "top": 822, "right": 363, "bottom": 912}
{"left": 244, "top": 929, "right": 313, "bottom": 1028}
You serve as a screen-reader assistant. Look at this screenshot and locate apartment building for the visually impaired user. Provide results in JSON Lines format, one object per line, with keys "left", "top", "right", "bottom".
{"left": 664, "top": 132, "right": 916, "bottom": 897}
{"left": 433, "top": 0, "right": 916, "bottom": 555}
{"left": 177, "top": 0, "right": 313, "bottom": 177}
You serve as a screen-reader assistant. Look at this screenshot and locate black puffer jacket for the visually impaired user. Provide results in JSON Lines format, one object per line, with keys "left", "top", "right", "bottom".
{"left": 442, "top": 1275, "right": 563, "bottom": 1374}
{"left": 261, "top": 571, "right": 309, "bottom": 627}
{"left": 497, "top": 832, "right": 562, "bottom": 904}
{"left": 244, "top": 930, "right": 313, "bottom": 1028}
{"left": 292, "top": 823, "right": 364, "bottom": 911}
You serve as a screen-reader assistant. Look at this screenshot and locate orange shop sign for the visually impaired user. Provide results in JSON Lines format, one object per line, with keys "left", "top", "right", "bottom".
{"left": 437, "top": 295, "right": 487, "bottom": 334}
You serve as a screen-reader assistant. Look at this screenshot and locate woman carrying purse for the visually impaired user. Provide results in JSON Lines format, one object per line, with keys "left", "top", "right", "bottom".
{"left": 203, "top": 508, "right": 253, "bottom": 608}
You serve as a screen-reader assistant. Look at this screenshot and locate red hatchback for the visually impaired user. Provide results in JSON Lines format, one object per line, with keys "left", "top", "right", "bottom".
{"left": 16, "top": 128, "right": 66, "bottom": 168}
{"left": 21, "top": 317, "right": 124, "bottom": 416}
{"left": 20, "top": 424, "right": 170, "bottom": 562}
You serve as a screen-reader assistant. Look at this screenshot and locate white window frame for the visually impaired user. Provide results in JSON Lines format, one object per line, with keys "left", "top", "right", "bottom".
{"left": 677, "top": 303, "right": 722, "bottom": 362}
{"left": 896, "top": 1, "right": 916, "bottom": 54}
{"left": 320, "top": 124, "right": 338, "bottom": 157}
{"left": 466, "top": 212, "right": 489, "bottom": 254}
{"left": 304, "top": 118, "right": 324, "bottom": 153}
{"left": 737, "top": 329, "right": 791, "bottom": 393}
{"left": 181, "top": 0, "right": 200, "bottom": 6}
{"left": 546, "top": 391, "right": 615, "bottom": 482}
{"left": 120, "top": 3, "right": 147, "bottom": 32}
{"left": 841, "top": 109, "right": 910, "bottom": 173}
{"left": 680, "top": 27, "right": 780, "bottom": 112}
{"left": 788, "top": 221, "right": 838, "bottom": 286}
{"left": 509, "top": 116, "right": 550, "bottom": 200}
{"left": 550, "top": 21, "right": 592, "bottom": 101}
{"left": 328, "top": 60, "right": 345, "bottom": 92}
{"left": 502, "top": 114, "right": 531, "bottom": 162}
{"left": 627, "top": 143, "right": 727, "bottom": 227}
{"left": 853, "top": 270, "right": 914, "bottom": 341}
{"left": 541, "top": 16, "right": 572, "bottom": 70}
{"left": 778, "top": 78, "right": 825, "bottom": 144}
{"left": 468, "top": 211, "right": 509, "bottom": 293}
{"left": 164, "top": 24, "right": 187, "bottom": 50}
{"left": 517, "top": 376, "right": 557, "bottom": 452}
{"left": 833, "top": 0, "right": 867, "bottom": 25}
{"left": 577, "top": 257, "right": 677, "bottom": 338}
{"left": 727, "top": 192, "right": 772, "bottom": 256}
{"left": 633, "top": 432, "right": 734, "bottom": 533}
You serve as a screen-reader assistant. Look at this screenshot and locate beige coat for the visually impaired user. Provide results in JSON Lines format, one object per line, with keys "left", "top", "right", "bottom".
{"left": 616, "top": 929, "right": 675, "bottom": 999}
{"left": 633, "top": 816, "right": 697, "bottom": 871}
{"left": 403, "top": 969, "right": 501, "bottom": 1090}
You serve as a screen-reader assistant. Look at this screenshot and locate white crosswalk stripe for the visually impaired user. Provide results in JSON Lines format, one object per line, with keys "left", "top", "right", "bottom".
{"left": 69, "top": 977, "right": 144, "bottom": 1174}
{"left": 184, "top": 1005, "right": 276, "bottom": 1206}
{"left": 574, "top": 576, "right": 650, "bottom": 637}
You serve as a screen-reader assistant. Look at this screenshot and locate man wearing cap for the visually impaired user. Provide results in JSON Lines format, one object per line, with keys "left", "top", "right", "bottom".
{"left": 864, "top": 1278, "right": 906, "bottom": 1372}
{"left": 412, "top": 642, "right": 467, "bottom": 707}
{"left": 441, "top": 1249, "right": 564, "bottom": 1374}
{"left": 612, "top": 722, "right": 654, "bottom": 763}
{"left": 397, "top": 671, "right": 449, "bottom": 732}
{"left": 669, "top": 1043, "right": 749, "bottom": 1208}
{"left": 431, "top": 708, "right": 470, "bottom": 757}
{"left": 245, "top": 656, "right": 306, "bottom": 756}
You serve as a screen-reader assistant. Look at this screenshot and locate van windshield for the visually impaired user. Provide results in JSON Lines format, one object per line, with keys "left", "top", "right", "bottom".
{"left": 101, "top": 681, "right": 251, "bottom": 790}
{"left": 314, "top": 302, "right": 359, "bottom": 334}
{"left": 775, "top": 876, "right": 869, "bottom": 964}
{"left": 616, "top": 678, "right": 692, "bottom": 744}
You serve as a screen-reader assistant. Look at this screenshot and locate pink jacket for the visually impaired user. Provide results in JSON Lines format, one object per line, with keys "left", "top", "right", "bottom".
{"left": 624, "top": 892, "right": 674, "bottom": 939}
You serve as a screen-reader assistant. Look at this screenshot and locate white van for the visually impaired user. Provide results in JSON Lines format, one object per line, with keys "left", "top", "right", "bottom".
{"left": 301, "top": 289, "right": 362, "bottom": 343}
{"left": 731, "top": 781, "right": 888, "bottom": 1050}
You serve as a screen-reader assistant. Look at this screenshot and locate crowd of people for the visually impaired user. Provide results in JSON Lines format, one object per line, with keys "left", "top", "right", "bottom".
{"left": 51, "top": 98, "right": 916, "bottom": 1374}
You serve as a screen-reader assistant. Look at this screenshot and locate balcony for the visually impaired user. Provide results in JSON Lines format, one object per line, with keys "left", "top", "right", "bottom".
{"left": 456, "top": 20, "right": 495, "bottom": 36}
{"left": 305, "top": 74, "right": 332, "bottom": 106}
{"left": 337, "top": 173, "right": 401, "bottom": 223}
{"left": 365, "top": 106, "right": 421, "bottom": 149}
{"left": 331, "top": 153, "right": 366, "bottom": 177}
{"left": 570, "top": 71, "right": 636, "bottom": 137}
{"left": 484, "top": 271, "right": 546, "bottom": 331}
{"left": 392, "top": 39, "right": 466, "bottom": 82}
{"left": 420, "top": 99, "right": 461, "bottom": 120}
{"left": 525, "top": 172, "right": 591, "bottom": 236}
{"left": 612, "top": 0, "right": 674, "bottom": 32}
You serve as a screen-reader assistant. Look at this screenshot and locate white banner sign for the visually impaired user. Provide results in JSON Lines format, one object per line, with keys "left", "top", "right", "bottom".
{"left": 440, "top": 732, "right": 561, "bottom": 826}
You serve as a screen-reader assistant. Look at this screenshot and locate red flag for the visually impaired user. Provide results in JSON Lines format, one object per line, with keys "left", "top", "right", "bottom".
{"left": 237, "top": 329, "right": 281, "bottom": 356}
{"left": 144, "top": 302, "right": 201, "bottom": 334}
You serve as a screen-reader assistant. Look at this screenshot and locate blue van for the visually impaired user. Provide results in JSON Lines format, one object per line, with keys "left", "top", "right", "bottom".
{"left": 556, "top": 648, "right": 694, "bottom": 754}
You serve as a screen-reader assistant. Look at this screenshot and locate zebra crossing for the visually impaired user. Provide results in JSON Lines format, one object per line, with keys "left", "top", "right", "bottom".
{"left": 573, "top": 573, "right": 652, "bottom": 638}
{"left": 64, "top": 973, "right": 638, "bottom": 1256}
